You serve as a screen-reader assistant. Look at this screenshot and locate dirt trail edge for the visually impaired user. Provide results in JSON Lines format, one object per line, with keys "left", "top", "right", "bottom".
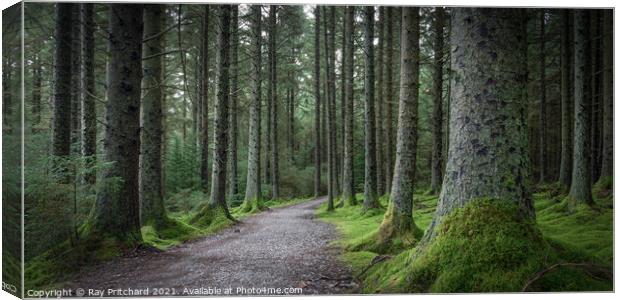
{"left": 66, "top": 197, "right": 359, "bottom": 296}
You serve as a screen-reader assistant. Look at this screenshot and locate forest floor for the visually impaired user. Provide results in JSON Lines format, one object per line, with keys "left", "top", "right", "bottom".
{"left": 64, "top": 197, "right": 359, "bottom": 296}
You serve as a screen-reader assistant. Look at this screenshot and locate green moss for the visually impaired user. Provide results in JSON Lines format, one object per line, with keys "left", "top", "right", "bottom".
{"left": 593, "top": 176, "right": 613, "bottom": 199}
{"left": 240, "top": 197, "right": 266, "bottom": 213}
{"left": 24, "top": 236, "right": 128, "bottom": 290}
{"left": 190, "top": 203, "right": 235, "bottom": 232}
{"left": 141, "top": 217, "right": 203, "bottom": 250}
{"left": 320, "top": 194, "right": 613, "bottom": 293}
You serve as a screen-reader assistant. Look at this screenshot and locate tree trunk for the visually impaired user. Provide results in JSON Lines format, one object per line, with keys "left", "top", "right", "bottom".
{"left": 140, "top": 4, "right": 166, "bottom": 227}
{"left": 268, "top": 5, "right": 280, "bottom": 199}
{"left": 590, "top": 12, "right": 602, "bottom": 183}
{"left": 242, "top": 5, "right": 263, "bottom": 210}
{"left": 228, "top": 5, "right": 239, "bottom": 199}
{"left": 313, "top": 6, "right": 322, "bottom": 198}
{"left": 426, "top": 8, "right": 534, "bottom": 238}
{"left": 209, "top": 5, "right": 232, "bottom": 213}
{"left": 384, "top": 7, "right": 395, "bottom": 195}
{"left": 430, "top": 7, "right": 445, "bottom": 194}
{"left": 363, "top": 6, "right": 378, "bottom": 210}
{"left": 375, "top": 7, "right": 385, "bottom": 197}
{"left": 51, "top": 3, "right": 73, "bottom": 179}
{"left": 80, "top": 3, "right": 96, "bottom": 185}
{"left": 88, "top": 4, "right": 143, "bottom": 242}
{"left": 568, "top": 10, "right": 593, "bottom": 206}
{"left": 599, "top": 10, "right": 612, "bottom": 182}
{"left": 538, "top": 10, "right": 547, "bottom": 183}
{"left": 71, "top": 5, "right": 82, "bottom": 150}
{"left": 31, "top": 54, "right": 42, "bottom": 127}
{"left": 378, "top": 7, "right": 422, "bottom": 242}
{"left": 558, "top": 10, "right": 572, "bottom": 188}
{"left": 324, "top": 6, "right": 337, "bottom": 210}
{"left": 200, "top": 6, "right": 210, "bottom": 192}
{"left": 341, "top": 6, "right": 356, "bottom": 206}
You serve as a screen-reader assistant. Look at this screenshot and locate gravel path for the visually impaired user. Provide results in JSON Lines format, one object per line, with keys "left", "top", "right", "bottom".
{"left": 65, "top": 197, "right": 359, "bottom": 296}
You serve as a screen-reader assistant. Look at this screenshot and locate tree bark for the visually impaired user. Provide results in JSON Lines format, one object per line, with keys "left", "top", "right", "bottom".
{"left": 363, "top": 6, "right": 378, "bottom": 210}
{"left": 200, "top": 6, "right": 210, "bottom": 192}
{"left": 384, "top": 7, "right": 395, "bottom": 195}
{"left": 80, "top": 3, "right": 96, "bottom": 185}
{"left": 89, "top": 4, "right": 143, "bottom": 241}
{"left": 379, "top": 7, "right": 421, "bottom": 239}
{"left": 375, "top": 7, "right": 385, "bottom": 197}
{"left": 228, "top": 5, "right": 239, "bottom": 199}
{"left": 558, "top": 10, "right": 573, "bottom": 188}
{"left": 209, "top": 5, "right": 232, "bottom": 214}
{"left": 31, "top": 54, "right": 42, "bottom": 127}
{"left": 71, "top": 5, "right": 82, "bottom": 150}
{"left": 325, "top": 6, "right": 337, "bottom": 210}
{"left": 51, "top": 3, "right": 73, "bottom": 179}
{"left": 140, "top": 4, "right": 166, "bottom": 227}
{"left": 313, "top": 6, "right": 322, "bottom": 198}
{"left": 538, "top": 10, "right": 547, "bottom": 183}
{"left": 599, "top": 10, "right": 613, "bottom": 181}
{"left": 427, "top": 8, "right": 534, "bottom": 238}
{"left": 242, "top": 5, "right": 263, "bottom": 207}
{"left": 568, "top": 10, "right": 593, "bottom": 205}
{"left": 341, "top": 6, "right": 356, "bottom": 206}
{"left": 430, "top": 7, "right": 445, "bottom": 194}
{"left": 268, "top": 5, "right": 280, "bottom": 199}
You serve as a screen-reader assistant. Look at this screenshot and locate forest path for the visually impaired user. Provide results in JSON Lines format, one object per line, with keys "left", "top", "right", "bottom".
{"left": 66, "top": 197, "right": 358, "bottom": 296}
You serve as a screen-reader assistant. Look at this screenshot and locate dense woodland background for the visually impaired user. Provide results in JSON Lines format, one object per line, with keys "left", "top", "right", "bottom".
{"left": 1, "top": 3, "right": 614, "bottom": 294}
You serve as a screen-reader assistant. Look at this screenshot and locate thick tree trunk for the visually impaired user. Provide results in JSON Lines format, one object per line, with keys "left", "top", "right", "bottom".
{"left": 558, "top": 10, "right": 572, "bottom": 188}
{"left": 89, "top": 4, "right": 143, "bottom": 242}
{"left": 538, "top": 10, "right": 547, "bottom": 183}
{"left": 242, "top": 5, "right": 263, "bottom": 209}
{"left": 80, "top": 3, "right": 96, "bottom": 185}
{"left": 268, "top": 5, "right": 280, "bottom": 199}
{"left": 140, "top": 4, "right": 166, "bottom": 227}
{"left": 228, "top": 5, "right": 239, "bottom": 199}
{"left": 384, "top": 7, "right": 394, "bottom": 195}
{"left": 200, "top": 6, "right": 210, "bottom": 192}
{"left": 427, "top": 8, "right": 533, "bottom": 238}
{"left": 568, "top": 10, "right": 593, "bottom": 206}
{"left": 71, "top": 5, "right": 82, "bottom": 150}
{"left": 324, "top": 6, "right": 337, "bottom": 210}
{"left": 51, "top": 3, "right": 73, "bottom": 179}
{"left": 379, "top": 7, "right": 422, "bottom": 242}
{"left": 363, "top": 6, "right": 379, "bottom": 210}
{"left": 341, "top": 6, "right": 356, "bottom": 206}
{"left": 375, "top": 7, "right": 385, "bottom": 197}
{"left": 209, "top": 5, "right": 232, "bottom": 213}
{"left": 313, "top": 6, "right": 322, "bottom": 198}
{"left": 599, "top": 10, "right": 613, "bottom": 182}
{"left": 590, "top": 12, "right": 602, "bottom": 183}
{"left": 430, "top": 7, "right": 445, "bottom": 194}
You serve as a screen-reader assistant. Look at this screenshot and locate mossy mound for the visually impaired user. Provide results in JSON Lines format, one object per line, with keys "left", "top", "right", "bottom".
{"left": 361, "top": 199, "right": 611, "bottom": 293}
{"left": 190, "top": 203, "right": 235, "bottom": 232}
{"left": 141, "top": 217, "right": 202, "bottom": 250}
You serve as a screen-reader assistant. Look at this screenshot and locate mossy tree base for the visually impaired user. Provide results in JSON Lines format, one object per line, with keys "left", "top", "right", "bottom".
{"left": 141, "top": 216, "right": 202, "bottom": 250}
{"left": 349, "top": 201, "right": 422, "bottom": 254}
{"left": 240, "top": 197, "right": 266, "bottom": 213}
{"left": 362, "top": 199, "right": 611, "bottom": 293}
{"left": 593, "top": 176, "right": 612, "bottom": 199}
{"left": 190, "top": 203, "right": 236, "bottom": 231}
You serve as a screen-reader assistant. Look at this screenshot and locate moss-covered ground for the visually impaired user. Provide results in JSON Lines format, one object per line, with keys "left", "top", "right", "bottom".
{"left": 25, "top": 196, "right": 313, "bottom": 291}
{"left": 317, "top": 189, "right": 613, "bottom": 293}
